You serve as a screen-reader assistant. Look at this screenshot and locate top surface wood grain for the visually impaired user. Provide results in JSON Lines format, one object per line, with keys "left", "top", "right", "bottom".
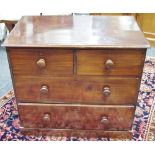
{"left": 3, "top": 15, "right": 150, "bottom": 48}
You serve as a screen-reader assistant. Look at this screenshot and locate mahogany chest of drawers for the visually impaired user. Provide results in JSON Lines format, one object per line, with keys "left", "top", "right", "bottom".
{"left": 3, "top": 15, "right": 150, "bottom": 140}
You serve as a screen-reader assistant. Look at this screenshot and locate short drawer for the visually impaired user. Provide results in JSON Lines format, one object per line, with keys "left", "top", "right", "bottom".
{"left": 77, "top": 49, "right": 145, "bottom": 76}
{"left": 14, "top": 76, "right": 139, "bottom": 105}
{"left": 18, "top": 103, "right": 134, "bottom": 130}
{"left": 8, "top": 48, "right": 73, "bottom": 76}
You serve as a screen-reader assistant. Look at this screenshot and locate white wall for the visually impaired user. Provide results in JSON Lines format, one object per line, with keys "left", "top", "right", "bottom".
{"left": 0, "top": 0, "right": 154, "bottom": 20}
{"left": 0, "top": 0, "right": 75, "bottom": 20}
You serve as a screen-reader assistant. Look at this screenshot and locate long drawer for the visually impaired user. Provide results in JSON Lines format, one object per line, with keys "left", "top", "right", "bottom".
{"left": 8, "top": 48, "right": 73, "bottom": 76}
{"left": 18, "top": 103, "right": 134, "bottom": 130}
{"left": 14, "top": 76, "right": 139, "bottom": 105}
{"left": 77, "top": 49, "right": 145, "bottom": 76}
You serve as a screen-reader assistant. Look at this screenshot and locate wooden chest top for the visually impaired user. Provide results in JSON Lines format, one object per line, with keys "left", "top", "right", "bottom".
{"left": 3, "top": 15, "right": 149, "bottom": 48}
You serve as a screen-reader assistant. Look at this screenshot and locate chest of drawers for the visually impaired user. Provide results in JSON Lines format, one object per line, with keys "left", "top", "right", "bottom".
{"left": 3, "top": 15, "right": 149, "bottom": 140}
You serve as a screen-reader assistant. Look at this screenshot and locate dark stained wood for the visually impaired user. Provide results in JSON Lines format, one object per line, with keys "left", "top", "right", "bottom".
{"left": 3, "top": 15, "right": 149, "bottom": 139}
{"left": 77, "top": 49, "right": 146, "bottom": 76}
{"left": 18, "top": 103, "right": 134, "bottom": 130}
{"left": 8, "top": 48, "right": 73, "bottom": 76}
{"left": 21, "top": 128, "right": 132, "bottom": 140}
{"left": 3, "top": 16, "right": 149, "bottom": 48}
{"left": 0, "top": 20, "right": 18, "bottom": 32}
{"left": 14, "top": 76, "right": 139, "bottom": 105}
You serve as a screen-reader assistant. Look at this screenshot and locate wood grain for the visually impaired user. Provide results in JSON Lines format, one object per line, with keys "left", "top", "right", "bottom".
{"left": 18, "top": 103, "right": 134, "bottom": 130}
{"left": 77, "top": 49, "right": 146, "bottom": 76}
{"left": 3, "top": 15, "right": 148, "bottom": 138}
{"left": 14, "top": 76, "right": 139, "bottom": 105}
{"left": 136, "top": 13, "right": 155, "bottom": 47}
{"left": 3, "top": 16, "right": 149, "bottom": 48}
{"left": 7, "top": 48, "right": 73, "bottom": 76}
{"left": 21, "top": 128, "right": 132, "bottom": 140}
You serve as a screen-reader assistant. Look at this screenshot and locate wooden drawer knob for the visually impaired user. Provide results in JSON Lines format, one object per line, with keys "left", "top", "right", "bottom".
{"left": 105, "top": 59, "right": 114, "bottom": 69}
{"left": 100, "top": 116, "right": 109, "bottom": 124}
{"left": 36, "top": 58, "right": 46, "bottom": 68}
{"left": 43, "top": 113, "right": 50, "bottom": 122}
{"left": 40, "top": 85, "right": 48, "bottom": 94}
{"left": 102, "top": 86, "right": 111, "bottom": 97}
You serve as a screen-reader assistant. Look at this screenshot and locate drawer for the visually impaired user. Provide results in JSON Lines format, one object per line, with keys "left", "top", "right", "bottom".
{"left": 18, "top": 103, "right": 134, "bottom": 130}
{"left": 14, "top": 76, "right": 139, "bottom": 105}
{"left": 77, "top": 49, "right": 145, "bottom": 76}
{"left": 8, "top": 48, "right": 73, "bottom": 76}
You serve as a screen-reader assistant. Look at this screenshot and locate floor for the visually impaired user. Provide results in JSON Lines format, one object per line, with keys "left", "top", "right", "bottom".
{"left": 0, "top": 46, "right": 12, "bottom": 97}
{"left": 0, "top": 46, "right": 155, "bottom": 98}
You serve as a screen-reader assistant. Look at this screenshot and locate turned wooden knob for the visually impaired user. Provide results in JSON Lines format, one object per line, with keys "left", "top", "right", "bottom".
{"left": 102, "top": 86, "right": 111, "bottom": 97}
{"left": 100, "top": 116, "right": 109, "bottom": 124}
{"left": 105, "top": 59, "right": 114, "bottom": 69}
{"left": 36, "top": 59, "right": 46, "bottom": 68}
{"left": 43, "top": 113, "right": 50, "bottom": 122}
{"left": 40, "top": 85, "right": 48, "bottom": 94}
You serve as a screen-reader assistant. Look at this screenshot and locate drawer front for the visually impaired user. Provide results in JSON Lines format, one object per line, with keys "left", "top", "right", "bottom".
{"left": 8, "top": 48, "right": 73, "bottom": 76}
{"left": 18, "top": 103, "right": 134, "bottom": 130}
{"left": 14, "top": 76, "right": 139, "bottom": 105}
{"left": 77, "top": 49, "right": 145, "bottom": 76}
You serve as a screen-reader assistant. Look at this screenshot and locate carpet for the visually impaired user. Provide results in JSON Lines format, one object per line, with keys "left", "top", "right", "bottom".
{"left": 144, "top": 99, "right": 155, "bottom": 140}
{"left": 132, "top": 58, "right": 155, "bottom": 141}
{"left": 0, "top": 58, "right": 155, "bottom": 141}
